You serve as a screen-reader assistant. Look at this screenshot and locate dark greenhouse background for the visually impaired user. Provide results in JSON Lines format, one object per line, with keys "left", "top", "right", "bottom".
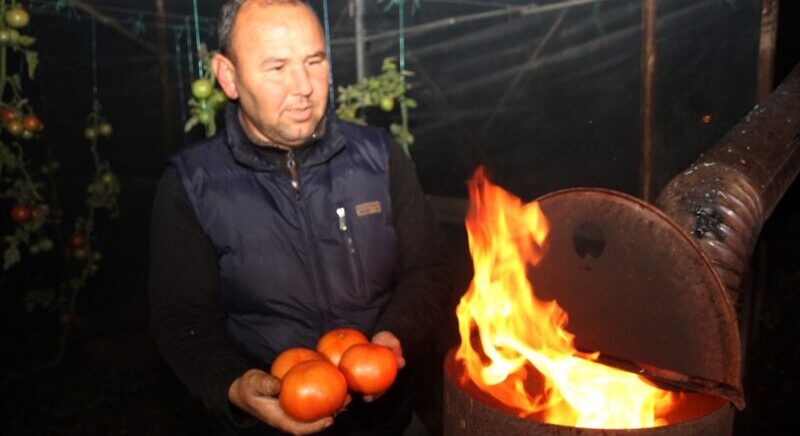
{"left": 1, "top": 0, "right": 798, "bottom": 434}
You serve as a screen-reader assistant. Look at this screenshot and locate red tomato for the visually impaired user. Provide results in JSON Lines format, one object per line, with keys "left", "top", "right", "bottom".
{"left": 22, "top": 114, "right": 43, "bottom": 132}
{"left": 1, "top": 108, "right": 16, "bottom": 123}
{"left": 10, "top": 204, "right": 32, "bottom": 223}
{"left": 279, "top": 360, "right": 347, "bottom": 422}
{"left": 316, "top": 327, "right": 368, "bottom": 367}
{"left": 270, "top": 347, "right": 324, "bottom": 380}
{"left": 338, "top": 343, "right": 398, "bottom": 394}
{"left": 69, "top": 234, "right": 86, "bottom": 248}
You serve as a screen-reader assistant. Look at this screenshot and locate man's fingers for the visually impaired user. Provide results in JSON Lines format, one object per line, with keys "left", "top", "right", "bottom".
{"left": 263, "top": 375, "right": 281, "bottom": 396}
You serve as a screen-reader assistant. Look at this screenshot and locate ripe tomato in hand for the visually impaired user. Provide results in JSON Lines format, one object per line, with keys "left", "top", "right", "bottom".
{"left": 279, "top": 359, "right": 347, "bottom": 422}
{"left": 10, "top": 204, "right": 32, "bottom": 223}
{"left": 316, "top": 328, "right": 368, "bottom": 367}
{"left": 270, "top": 347, "right": 324, "bottom": 380}
{"left": 338, "top": 343, "right": 398, "bottom": 395}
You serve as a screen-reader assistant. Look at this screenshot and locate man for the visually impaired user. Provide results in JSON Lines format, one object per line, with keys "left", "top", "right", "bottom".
{"left": 148, "top": 0, "right": 451, "bottom": 434}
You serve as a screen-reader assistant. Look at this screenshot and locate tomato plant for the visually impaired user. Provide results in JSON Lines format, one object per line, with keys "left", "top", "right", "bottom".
{"left": 338, "top": 343, "right": 398, "bottom": 394}
{"left": 316, "top": 327, "right": 368, "bottom": 367}
{"left": 279, "top": 360, "right": 347, "bottom": 422}
{"left": 184, "top": 44, "right": 226, "bottom": 137}
{"left": 270, "top": 347, "right": 324, "bottom": 380}
{"left": 336, "top": 57, "right": 416, "bottom": 154}
{"left": 10, "top": 204, "right": 32, "bottom": 223}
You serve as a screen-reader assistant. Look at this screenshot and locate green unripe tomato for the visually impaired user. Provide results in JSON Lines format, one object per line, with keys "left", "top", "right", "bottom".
{"left": 5, "top": 7, "right": 30, "bottom": 29}
{"left": 197, "top": 111, "right": 211, "bottom": 124}
{"left": 98, "top": 122, "right": 113, "bottom": 136}
{"left": 0, "top": 30, "right": 11, "bottom": 45}
{"left": 39, "top": 239, "right": 53, "bottom": 252}
{"left": 192, "top": 79, "right": 213, "bottom": 99}
{"left": 8, "top": 29, "right": 19, "bottom": 43}
{"left": 210, "top": 89, "right": 228, "bottom": 108}
{"left": 84, "top": 126, "right": 98, "bottom": 140}
{"left": 100, "top": 172, "right": 116, "bottom": 184}
{"left": 6, "top": 119, "right": 23, "bottom": 136}
{"left": 379, "top": 96, "right": 395, "bottom": 112}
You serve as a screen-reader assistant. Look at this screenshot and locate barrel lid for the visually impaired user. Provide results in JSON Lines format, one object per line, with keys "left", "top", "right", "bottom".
{"left": 531, "top": 188, "right": 743, "bottom": 408}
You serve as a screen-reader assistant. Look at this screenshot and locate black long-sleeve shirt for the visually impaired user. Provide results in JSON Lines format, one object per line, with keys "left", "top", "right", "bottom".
{"left": 148, "top": 138, "right": 452, "bottom": 427}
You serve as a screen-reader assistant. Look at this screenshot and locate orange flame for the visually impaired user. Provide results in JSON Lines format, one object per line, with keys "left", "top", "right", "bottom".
{"left": 456, "top": 168, "right": 678, "bottom": 429}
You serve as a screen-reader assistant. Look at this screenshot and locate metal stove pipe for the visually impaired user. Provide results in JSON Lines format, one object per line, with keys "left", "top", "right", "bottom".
{"left": 655, "top": 64, "right": 800, "bottom": 304}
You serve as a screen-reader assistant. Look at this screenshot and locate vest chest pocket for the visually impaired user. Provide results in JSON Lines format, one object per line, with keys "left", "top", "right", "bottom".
{"left": 331, "top": 202, "right": 397, "bottom": 308}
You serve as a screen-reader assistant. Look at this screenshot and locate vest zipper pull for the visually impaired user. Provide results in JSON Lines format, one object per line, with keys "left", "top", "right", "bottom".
{"left": 286, "top": 150, "right": 301, "bottom": 199}
{"left": 336, "top": 207, "right": 348, "bottom": 231}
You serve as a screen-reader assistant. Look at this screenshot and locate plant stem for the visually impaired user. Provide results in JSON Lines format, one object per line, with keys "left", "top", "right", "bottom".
{"left": 1, "top": 45, "right": 7, "bottom": 100}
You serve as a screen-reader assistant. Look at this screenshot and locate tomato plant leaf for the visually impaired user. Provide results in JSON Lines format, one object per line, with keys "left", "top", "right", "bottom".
{"left": 24, "top": 50, "right": 38, "bottom": 79}
{"left": 4, "top": 244, "right": 20, "bottom": 270}
{"left": 184, "top": 116, "right": 199, "bottom": 133}
{"left": 18, "top": 36, "right": 36, "bottom": 47}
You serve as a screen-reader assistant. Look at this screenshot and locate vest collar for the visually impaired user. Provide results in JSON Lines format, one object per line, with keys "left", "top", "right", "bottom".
{"left": 224, "top": 102, "right": 346, "bottom": 171}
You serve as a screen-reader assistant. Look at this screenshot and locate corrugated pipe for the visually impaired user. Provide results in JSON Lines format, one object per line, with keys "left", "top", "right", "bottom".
{"left": 656, "top": 64, "right": 800, "bottom": 306}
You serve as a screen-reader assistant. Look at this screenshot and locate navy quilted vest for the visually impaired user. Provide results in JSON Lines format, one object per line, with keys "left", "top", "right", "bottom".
{"left": 170, "top": 108, "right": 398, "bottom": 366}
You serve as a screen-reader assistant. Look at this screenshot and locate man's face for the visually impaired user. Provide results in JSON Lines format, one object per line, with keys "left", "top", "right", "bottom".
{"left": 226, "top": 2, "right": 329, "bottom": 148}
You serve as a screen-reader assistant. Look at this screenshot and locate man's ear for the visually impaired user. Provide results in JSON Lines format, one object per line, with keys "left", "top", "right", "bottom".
{"left": 212, "top": 53, "right": 239, "bottom": 100}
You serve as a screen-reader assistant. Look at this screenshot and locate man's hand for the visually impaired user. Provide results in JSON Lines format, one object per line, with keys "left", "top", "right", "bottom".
{"left": 228, "top": 368, "right": 336, "bottom": 435}
{"left": 364, "top": 331, "right": 405, "bottom": 403}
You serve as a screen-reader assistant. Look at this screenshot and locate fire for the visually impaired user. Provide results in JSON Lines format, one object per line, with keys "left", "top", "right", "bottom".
{"left": 455, "top": 168, "right": 679, "bottom": 429}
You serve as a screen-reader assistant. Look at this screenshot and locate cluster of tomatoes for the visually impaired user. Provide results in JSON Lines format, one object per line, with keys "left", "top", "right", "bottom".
{"left": 1, "top": 108, "right": 43, "bottom": 140}
{"left": 190, "top": 78, "right": 228, "bottom": 125}
{"left": 84, "top": 122, "right": 113, "bottom": 141}
{"left": 271, "top": 328, "right": 398, "bottom": 422}
{"left": 0, "top": 5, "right": 29, "bottom": 45}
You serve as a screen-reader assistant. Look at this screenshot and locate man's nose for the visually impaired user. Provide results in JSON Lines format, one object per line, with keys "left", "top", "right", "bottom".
{"left": 289, "top": 65, "right": 313, "bottom": 96}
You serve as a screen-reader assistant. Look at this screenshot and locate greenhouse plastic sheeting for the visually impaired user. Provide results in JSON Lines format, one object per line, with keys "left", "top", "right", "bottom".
{"left": 320, "top": 0, "right": 760, "bottom": 200}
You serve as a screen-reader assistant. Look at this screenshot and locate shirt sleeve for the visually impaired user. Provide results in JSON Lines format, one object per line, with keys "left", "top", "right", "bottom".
{"left": 374, "top": 145, "right": 455, "bottom": 362}
{"left": 148, "top": 166, "right": 254, "bottom": 426}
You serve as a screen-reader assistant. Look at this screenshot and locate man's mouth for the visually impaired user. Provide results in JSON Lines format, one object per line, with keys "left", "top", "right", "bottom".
{"left": 285, "top": 106, "right": 313, "bottom": 121}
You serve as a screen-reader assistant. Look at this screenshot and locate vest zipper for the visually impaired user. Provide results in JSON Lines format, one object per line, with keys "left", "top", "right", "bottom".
{"left": 286, "top": 150, "right": 301, "bottom": 199}
{"left": 336, "top": 206, "right": 366, "bottom": 297}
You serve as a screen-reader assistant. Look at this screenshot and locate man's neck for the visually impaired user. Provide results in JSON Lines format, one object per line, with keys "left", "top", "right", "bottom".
{"left": 237, "top": 109, "right": 291, "bottom": 151}
{"left": 236, "top": 108, "right": 327, "bottom": 152}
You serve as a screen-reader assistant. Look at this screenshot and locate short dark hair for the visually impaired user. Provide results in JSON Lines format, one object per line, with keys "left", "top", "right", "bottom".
{"left": 217, "top": 0, "right": 314, "bottom": 59}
